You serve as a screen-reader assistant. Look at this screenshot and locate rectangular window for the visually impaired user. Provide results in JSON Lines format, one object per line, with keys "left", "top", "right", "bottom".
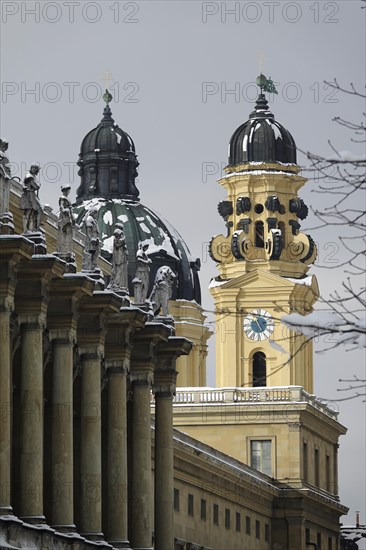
{"left": 246, "top": 516, "right": 251, "bottom": 535}
{"left": 306, "top": 528, "right": 310, "bottom": 543}
{"left": 326, "top": 454, "right": 331, "bottom": 492}
{"left": 213, "top": 503, "right": 219, "bottom": 525}
{"left": 255, "top": 520, "right": 260, "bottom": 539}
{"left": 265, "top": 523, "right": 270, "bottom": 543}
{"left": 236, "top": 512, "right": 241, "bottom": 532}
{"left": 225, "top": 508, "right": 230, "bottom": 529}
{"left": 188, "top": 494, "right": 194, "bottom": 517}
{"left": 303, "top": 441, "right": 308, "bottom": 482}
{"left": 328, "top": 537, "right": 333, "bottom": 550}
{"left": 317, "top": 532, "right": 322, "bottom": 549}
{"left": 251, "top": 440, "right": 272, "bottom": 476}
{"left": 315, "top": 448, "right": 320, "bottom": 487}
{"left": 200, "top": 499, "right": 206, "bottom": 521}
{"left": 174, "top": 488, "right": 179, "bottom": 512}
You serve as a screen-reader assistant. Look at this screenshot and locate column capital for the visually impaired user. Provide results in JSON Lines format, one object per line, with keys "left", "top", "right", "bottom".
{"left": 0, "top": 295, "right": 14, "bottom": 314}
{"left": 105, "top": 307, "right": 147, "bottom": 363}
{"left": 49, "top": 329, "right": 77, "bottom": 345}
{"left": 104, "top": 359, "right": 129, "bottom": 376}
{"left": 48, "top": 274, "right": 95, "bottom": 345}
{"left": 156, "top": 336, "right": 193, "bottom": 368}
{"left": 18, "top": 314, "right": 47, "bottom": 331}
{"left": 153, "top": 371, "right": 177, "bottom": 398}
{"left": 15, "top": 254, "right": 66, "bottom": 323}
{"left": 77, "top": 290, "right": 122, "bottom": 353}
{"left": 0, "top": 236, "right": 34, "bottom": 310}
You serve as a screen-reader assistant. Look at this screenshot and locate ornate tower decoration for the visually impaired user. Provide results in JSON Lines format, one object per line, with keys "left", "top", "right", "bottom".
{"left": 209, "top": 75, "right": 318, "bottom": 390}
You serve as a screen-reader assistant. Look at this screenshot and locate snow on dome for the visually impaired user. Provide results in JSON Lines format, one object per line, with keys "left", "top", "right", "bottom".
{"left": 73, "top": 198, "right": 201, "bottom": 303}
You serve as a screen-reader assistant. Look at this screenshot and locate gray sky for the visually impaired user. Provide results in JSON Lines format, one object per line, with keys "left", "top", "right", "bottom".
{"left": 1, "top": 0, "right": 365, "bottom": 526}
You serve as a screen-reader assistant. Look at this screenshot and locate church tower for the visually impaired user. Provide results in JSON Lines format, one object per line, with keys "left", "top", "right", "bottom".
{"left": 173, "top": 80, "right": 347, "bottom": 547}
{"left": 209, "top": 80, "right": 318, "bottom": 391}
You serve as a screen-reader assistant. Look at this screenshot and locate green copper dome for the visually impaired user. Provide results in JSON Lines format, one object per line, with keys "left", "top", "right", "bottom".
{"left": 74, "top": 198, "right": 201, "bottom": 303}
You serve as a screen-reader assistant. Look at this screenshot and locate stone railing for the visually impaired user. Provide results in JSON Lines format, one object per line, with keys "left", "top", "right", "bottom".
{"left": 169, "top": 386, "right": 338, "bottom": 420}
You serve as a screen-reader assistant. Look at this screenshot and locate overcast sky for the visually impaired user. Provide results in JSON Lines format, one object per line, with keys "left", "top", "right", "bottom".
{"left": 1, "top": 0, "right": 365, "bottom": 526}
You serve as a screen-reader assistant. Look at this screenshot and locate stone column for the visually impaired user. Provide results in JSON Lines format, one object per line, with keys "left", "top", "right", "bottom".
{"left": 77, "top": 291, "right": 122, "bottom": 541}
{"left": 105, "top": 309, "right": 146, "bottom": 549}
{"left": 130, "top": 368, "right": 154, "bottom": 550}
{"left": 129, "top": 323, "right": 171, "bottom": 550}
{"left": 0, "top": 237, "right": 34, "bottom": 516}
{"left": 105, "top": 361, "right": 129, "bottom": 547}
{"left": 50, "top": 334, "right": 76, "bottom": 531}
{"left": 19, "top": 317, "right": 46, "bottom": 523}
{"left": 79, "top": 349, "right": 104, "bottom": 540}
{"left": 0, "top": 298, "right": 13, "bottom": 515}
{"left": 154, "top": 337, "right": 192, "bottom": 550}
{"left": 14, "top": 255, "right": 66, "bottom": 522}
{"left": 48, "top": 275, "right": 94, "bottom": 532}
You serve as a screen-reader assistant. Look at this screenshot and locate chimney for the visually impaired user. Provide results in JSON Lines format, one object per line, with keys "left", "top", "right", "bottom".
{"left": 356, "top": 511, "right": 360, "bottom": 528}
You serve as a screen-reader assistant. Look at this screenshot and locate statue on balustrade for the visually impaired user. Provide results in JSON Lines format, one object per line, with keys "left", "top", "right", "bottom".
{"left": 150, "top": 265, "right": 176, "bottom": 317}
{"left": 133, "top": 243, "right": 152, "bottom": 303}
{"left": 57, "top": 184, "right": 75, "bottom": 256}
{"left": 0, "top": 139, "right": 11, "bottom": 218}
{"left": 107, "top": 223, "right": 129, "bottom": 293}
{"left": 82, "top": 206, "right": 101, "bottom": 271}
{"left": 20, "top": 164, "right": 44, "bottom": 233}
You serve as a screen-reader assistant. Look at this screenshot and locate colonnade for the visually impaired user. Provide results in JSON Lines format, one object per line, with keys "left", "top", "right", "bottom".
{"left": 0, "top": 236, "right": 192, "bottom": 549}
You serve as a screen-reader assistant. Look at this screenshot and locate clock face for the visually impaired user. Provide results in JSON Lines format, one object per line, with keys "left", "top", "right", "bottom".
{"left": 244, "top": 309, "right": 274, "bottom": 341}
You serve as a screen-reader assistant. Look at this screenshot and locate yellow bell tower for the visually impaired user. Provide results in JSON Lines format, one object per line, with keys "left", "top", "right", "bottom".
{"left": 173, "top": 81, "right": 347, "bottom": 546}
{"left": 209, "top": 90, "right": 318, "bottom": 392}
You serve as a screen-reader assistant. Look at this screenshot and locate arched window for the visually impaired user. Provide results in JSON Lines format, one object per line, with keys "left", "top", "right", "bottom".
{"left": 253, "top": 351, "right": 266, "bottom": 387}
{"left": 255, "top": 221, "right": 264, "bottom": 248}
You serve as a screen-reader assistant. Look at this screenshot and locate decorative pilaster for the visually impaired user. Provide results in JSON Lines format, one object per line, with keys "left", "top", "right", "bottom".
{"left": 129, "top": 323, "right": 171, "bottom": 550}
{"left": 104, "top": 308, "right": 146, "bottom": 549}
{"left": 153, "top": 337, "right": 192, "bottom": 550}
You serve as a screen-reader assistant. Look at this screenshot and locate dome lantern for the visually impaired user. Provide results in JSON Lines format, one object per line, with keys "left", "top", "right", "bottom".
{"left": 75, "top": 90, "right": 140, "bottom": 203}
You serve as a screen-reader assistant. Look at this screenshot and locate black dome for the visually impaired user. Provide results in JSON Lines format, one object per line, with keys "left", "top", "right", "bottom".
{"left": 228, "top": 94, "right": 297, "bottom": 166}
{"left": 80, "top": 105, "right": 136, "bottom": 156}
{"left": 75, "top": 104, "right": 140, "bottom": 203}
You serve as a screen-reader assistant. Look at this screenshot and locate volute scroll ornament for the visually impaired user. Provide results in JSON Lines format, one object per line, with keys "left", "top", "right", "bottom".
{"left": 209, "top": 234, "right": 234, "bottom": 263}
{"left": 286, "top": 233, "right": 317, "bottom": 264}
{"left": 265, "top": 229, "right": 283, "bottom": 260}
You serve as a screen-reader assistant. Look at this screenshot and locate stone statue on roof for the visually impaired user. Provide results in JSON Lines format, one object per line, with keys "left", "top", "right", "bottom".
{"left": 82, "top": 206, "right": 101, "bottom": 271}
{"left": 107, "top": 223, "right": 129, "bottom": 293}
{"left": 150, "top": 265, "right": 176, "bottom": 317}
{"left": 57, "top": 184, "right": 75, "bottom": 256}
{"left": 20, "top": 164, "right": 44, "bottom": 233}
{"left": 133, "top": 243, "right": 152, "bottom": 303}
{"left": 0, "top": 139, "right": 11, "bottom": 218}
